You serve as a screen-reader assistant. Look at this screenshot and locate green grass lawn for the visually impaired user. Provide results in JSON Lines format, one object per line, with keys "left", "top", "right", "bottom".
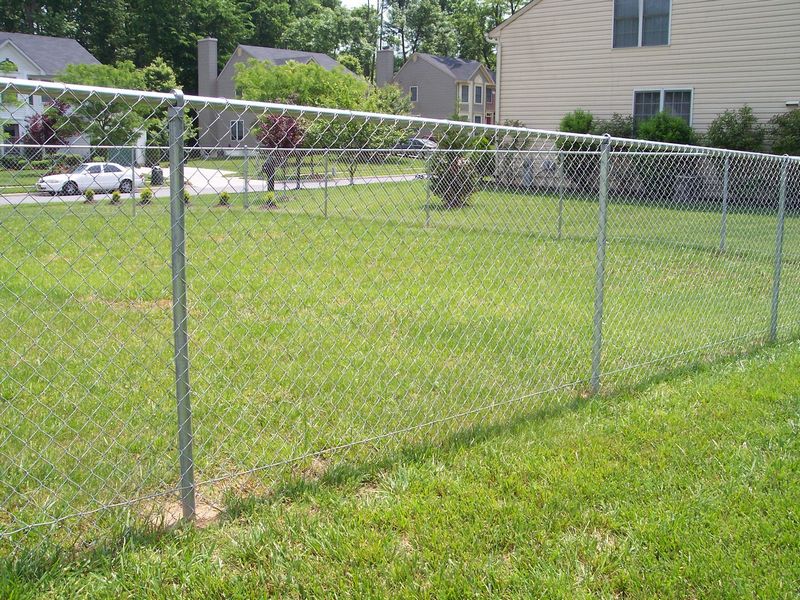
{"left": 0, "top": 168, "right": 47, "bottom": 193}
{"left": 2, "top": 340, "right": 799, "bottom": 598}
{"left": 1, "top": 180, "right": 799, "bottom": 562}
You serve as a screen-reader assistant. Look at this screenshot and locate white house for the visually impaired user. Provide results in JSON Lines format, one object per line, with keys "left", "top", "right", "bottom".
{"left": 1, "top": 31, "right": 99, "bottom": 152}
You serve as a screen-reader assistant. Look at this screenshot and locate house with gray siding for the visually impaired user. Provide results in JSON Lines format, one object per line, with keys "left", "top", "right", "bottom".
{"left": 197, "top": 38, "right": 349, "bottom": 151}
{"left": 488, "top": 0, "right": 800, "bottom": 134}
{"left": 376, "top": 50, "right": 496, "bottom": 124}
{"left": 0, "top": 32, "right": 99, "bottom": 147}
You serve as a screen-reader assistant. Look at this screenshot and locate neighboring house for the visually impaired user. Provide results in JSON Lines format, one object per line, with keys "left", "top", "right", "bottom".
{"left": 376, "top": 50, "right": 496, "bottom": 124}
{"left": 488, "top": 0, "right": 800, "bottom": 134}
{"left": 0, "top": 31, "right": 99, "bottom": 152}
{"left": 197, "top": 38, "right": 350, "bottom": 150}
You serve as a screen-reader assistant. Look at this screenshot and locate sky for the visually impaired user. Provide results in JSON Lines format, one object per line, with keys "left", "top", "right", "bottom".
{"left": 340, "top": 0, "right": 371, "bottom": 7}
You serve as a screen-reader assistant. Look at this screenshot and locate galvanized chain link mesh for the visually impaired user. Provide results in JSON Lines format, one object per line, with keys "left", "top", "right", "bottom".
{"left": 1, "top": 77, "right": 798, "bottom": 553}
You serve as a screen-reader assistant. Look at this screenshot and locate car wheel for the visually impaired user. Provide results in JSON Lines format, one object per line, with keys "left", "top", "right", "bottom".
{"left": 62, "top": 181, "right": 79, "bottom": 196}
{"left": 119, "top": 179, "right": 132, "bottom": 193}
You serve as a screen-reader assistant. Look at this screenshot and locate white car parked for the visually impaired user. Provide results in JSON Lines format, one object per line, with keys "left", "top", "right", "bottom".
{"left": 37, "top": 162, "right": 145, "bottom": 195}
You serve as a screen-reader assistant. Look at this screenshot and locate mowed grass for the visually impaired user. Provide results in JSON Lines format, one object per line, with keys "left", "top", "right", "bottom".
{"left": 2, "top": 340, "right": 799, "bottom": 598}
{"left": 0, "top": 168, "right": 47, "bottom": 194}
{"left": 1, "top": 179, "right": 799, "bottom": 552}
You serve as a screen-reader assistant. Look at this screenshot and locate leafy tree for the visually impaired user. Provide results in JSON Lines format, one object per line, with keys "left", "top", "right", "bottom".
{"left": 769, "top": 110, "right": 800, "bottom": 156}
{"left": 345, "top": 4, "right": 381, "bottom": 81}
{"left": 705, "top": 106, "right": 764, "bottom": 152}
{"left": 387, "top": 0, "right": 456, "bottom": 60}
{"left": 591, "top": 113, "right": 634, "bottom": 139}
{"left": 635, "top": 113, "right": 698, "bottom": 202}
{"left": 234, "top": 59, "right": 369, "bottom": 109}
{"left": 428, "top": 116, "right": 491, "bottom": 207}
{"left": 24, "top": 100, "right": 77, "bottom": 147}
{"left": 557, "top": 109, "right": 599, "bottom": 193}
{"left": 254, "top": 114, "right": 305, "bottom": 191}
{"left": 142, "top": 57, "right": 178, "bottom": 92}
{"left": 337, "top": 53, "right": 363, "bottom": 77}
{"left": 559, "top": 109, "right": 594, "bottom": 135}
{"left": 282, "top": 6, "right": 348, "bottom": 57}
{"left": 363, "top": 83, "right": 412, "bottom": 115}
{"left": 58, "top": 61, "right": 147, "bottom": 148}
{"left": 450, "top": 0, "right": 498, "bottom": 67}
{"left": 57, "top": 59, "right": 191, "bottom": 158}
{"left": 242, "top": 0, "right": 292, "bottom": 48}
{"left": 637, "top": 112, "right": 696, "bottom": 145}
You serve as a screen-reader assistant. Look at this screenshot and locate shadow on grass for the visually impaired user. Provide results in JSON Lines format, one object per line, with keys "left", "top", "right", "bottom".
{"left": 223, "top": 336, "right": 784, "bottom": 519}
{"left": 3, "top": 332, "right": 795, "bottom": 588}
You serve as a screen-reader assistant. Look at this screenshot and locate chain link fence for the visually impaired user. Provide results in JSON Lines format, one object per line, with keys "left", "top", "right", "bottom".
{"left": 1, "top": 77, "right": 799, "bottom": 553}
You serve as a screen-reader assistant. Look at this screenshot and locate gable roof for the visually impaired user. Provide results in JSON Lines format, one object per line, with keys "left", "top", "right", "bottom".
{"left": 412, "top": 53, "right": 494, "bottom": 82}
{"left": 0, "top": 31, "right": 99, "bottom": 74}
{"left": 488, "top": 0, "right": 544, "bottom": 37}
{"left": 237, "top": 45, "right": 344, "bottom": 72}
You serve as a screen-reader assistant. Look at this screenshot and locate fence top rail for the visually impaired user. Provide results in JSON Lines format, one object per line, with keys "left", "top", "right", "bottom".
{"left": 2, "top": 76, "right": 798, "bottom": 165}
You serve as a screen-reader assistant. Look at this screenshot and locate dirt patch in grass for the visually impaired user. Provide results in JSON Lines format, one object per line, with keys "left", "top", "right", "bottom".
{"left": 143, "top": 498, "right": 222, "bottom": 529}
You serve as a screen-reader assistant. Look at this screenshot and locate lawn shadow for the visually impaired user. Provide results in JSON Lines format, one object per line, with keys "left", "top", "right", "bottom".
{"left": 3, "top": 334, "right": 794, "bottom": 586}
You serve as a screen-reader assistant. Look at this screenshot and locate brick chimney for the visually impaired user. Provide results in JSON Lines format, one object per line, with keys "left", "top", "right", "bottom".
{"left": 375, "top": 48, "right": 395, "bottom": 87}
{"left": 197, "top": 37, "right": 218, "bottom": 96}
{"left": 197, "top": 38, "right": 218, "bottom": 150}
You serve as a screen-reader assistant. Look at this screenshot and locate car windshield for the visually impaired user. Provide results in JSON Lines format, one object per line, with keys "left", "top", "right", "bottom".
{"left": 73, "top": 164, "right": 89, "bottom": 173}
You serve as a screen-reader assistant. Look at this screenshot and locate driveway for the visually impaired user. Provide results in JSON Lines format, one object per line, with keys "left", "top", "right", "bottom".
{"left": 0, "top": 168, "right": 423, "bottom": 207}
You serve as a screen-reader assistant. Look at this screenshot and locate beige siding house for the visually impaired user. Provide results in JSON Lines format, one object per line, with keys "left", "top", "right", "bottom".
{"left": 376, "top": 50, "right": 497, "bottom": 124}
{"left": 489, "top": 0, "right": 800, "bottom": 133}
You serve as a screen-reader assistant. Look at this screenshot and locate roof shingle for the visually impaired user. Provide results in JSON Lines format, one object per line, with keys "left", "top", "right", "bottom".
{"left": 0, "top": 31, "right": 99, "bottom": 75}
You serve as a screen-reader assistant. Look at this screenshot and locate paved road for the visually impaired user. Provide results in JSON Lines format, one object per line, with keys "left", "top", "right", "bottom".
{"left": 0, "top": 168, "right": 424, "bottom": 207}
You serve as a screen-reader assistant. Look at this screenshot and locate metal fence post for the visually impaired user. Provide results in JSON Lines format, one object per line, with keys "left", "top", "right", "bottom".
{"left": 720, "top": 155, "right": 730, "bottom": 252}
{"left": 131, "top": 155, "right": 137, "bottom": 217}
{"left": 323, "top": 152, "right": 329, "bottom": 218}
{"left": 557, "top": 150, "right": 565, "bottom": 240}
{"left": 168, "top": 90, "right": 196, "bottom": 520}
{"left": 591, "top": 135, "right": 611, "bottom": 395}
{"left": 243, "top": 144, "right": 249, "bottom": 209}
{"left": 769, "top": 156, "right": 788, "bottom": 343}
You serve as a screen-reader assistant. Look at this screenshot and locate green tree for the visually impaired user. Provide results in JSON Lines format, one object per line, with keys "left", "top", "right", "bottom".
{"left": 769, "top": 110, "right": 800, "bottom": 156}
{"left": 428, "top": 117, "right": 484, "bottom": 208}
{"left": 387, "top": 0, "right": 456, "bottom": 59}
{"left": 281, "top": 7, "right": 339, "bottom": 55}
{"left": 637, "top": 111, "right": 696, "bottom": 145}
{"left": 142, "top": 56, "right": 178, "bottom": 92}
{"left": 337, "top": 53, "right": 363, "bottom": 76}
{"left": 705, "top": 106, "right": 764, "bottom": 152}
{"left": 234, "top": 59, "right": 368, "bottom": 108}
{"left": 242, "top": 0, "right": 292, "bottom": 48}
{"left": 58, "top": 62, "right": 146, "bottom": 149}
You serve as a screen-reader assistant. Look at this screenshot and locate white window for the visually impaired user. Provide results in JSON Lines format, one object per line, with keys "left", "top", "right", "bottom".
{"left": 614, "top": 0, "right": 670, "bottom": 48}
{"left": 474, "top": 85, "right": 483, "bottom": 105}
{"left": 410, "top": 86, "right": 418, "bottom": 102}
{"left": 230, "top": 120, "right": 245, "bottom": 141}
{"left": 460, "top": 84, "right": 469, "bottom": 103}
{"left": 633, "top": 89, "right": 692, "bottom": 126}
{"left": 486, "top": 87, "right": 495, "bottom": 104}
{"left": 473, "top": 115, "right": 482, "bottom": 124}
